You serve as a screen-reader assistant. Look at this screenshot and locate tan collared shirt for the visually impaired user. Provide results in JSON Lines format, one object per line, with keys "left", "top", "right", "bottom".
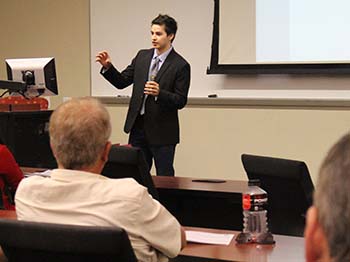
{"left": 15, "top": 169, "right": 181, "bottom": 262}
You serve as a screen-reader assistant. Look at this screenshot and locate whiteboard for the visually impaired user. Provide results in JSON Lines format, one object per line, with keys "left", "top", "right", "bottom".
{"left": 90, "top": 0, "right": 350, "bottom": 102}
{"left": 90, "top": 0, "right": 220, "bottom": 98}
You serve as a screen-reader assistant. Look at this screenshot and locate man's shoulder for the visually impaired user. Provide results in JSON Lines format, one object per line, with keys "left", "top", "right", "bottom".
{"left": 16, "top": 175, "right": 47, "bottom": 194}
{"left": 170, "top": 49, "right": 190, "bottom": 67}
{"left": 105, "top": 177, "right": 148, "bottom": 199}
{"left": 136, "top": 48, "right": 153, "bottom": 56}
{"left": 107, "top": 177, "right": 141, "bottom": 187}
{"left": 21, "top": 175, "right": 47, "bottom": 183}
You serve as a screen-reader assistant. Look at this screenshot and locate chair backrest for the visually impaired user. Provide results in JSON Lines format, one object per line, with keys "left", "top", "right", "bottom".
{"left": 0, "top": 219, "right": 137, "bottom": 262}
{"left": 0, "top": 110, "right": 57, "bottom": 168}
{"left": 102, "top": 145, "right": 159, "bottom": 200}
{"left": 241, "top": 154, "right": 314, "bottom": 236}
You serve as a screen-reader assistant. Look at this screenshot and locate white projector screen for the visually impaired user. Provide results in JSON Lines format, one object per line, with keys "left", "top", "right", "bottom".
{"left": 90, "top": 0, "right": 350, "bottom": 102}
{"left": 209, "top": 0, "right": 350, "bottom": 74}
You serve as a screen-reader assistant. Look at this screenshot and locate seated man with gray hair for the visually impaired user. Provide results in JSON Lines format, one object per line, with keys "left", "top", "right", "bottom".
{"left": 15, "top": 97, "right": 186, "bottom": 262}
{"left": 304, "top": 132, "right": 350, "bottom": 262}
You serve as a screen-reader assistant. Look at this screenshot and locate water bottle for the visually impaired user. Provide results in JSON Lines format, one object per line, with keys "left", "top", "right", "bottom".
{"left": 236, "top": 179, "right": 274, "bottom": 244}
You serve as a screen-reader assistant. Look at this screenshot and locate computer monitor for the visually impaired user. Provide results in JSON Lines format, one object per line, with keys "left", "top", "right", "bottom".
{"left": 101, "top": 145, "right": 159, "bottom": 200}
{"left": 241, "top": 154, "right": 314, "bottom": 236}
{"left": 4, "top": 57, "right": 58, "bottom": 97}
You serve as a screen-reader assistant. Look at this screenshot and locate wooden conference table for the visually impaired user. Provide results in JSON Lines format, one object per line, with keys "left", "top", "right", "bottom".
{"left": 153, "top": 176, "right": 247, "bottom": 231}
{"left": 0, "top": 210, "right": 304, "bottom": 262}
{"left": 153, "top": 176, "right": 306, "bottom": 237}
{"left": 22, "top": 168, "right": 304, "bottom": 236}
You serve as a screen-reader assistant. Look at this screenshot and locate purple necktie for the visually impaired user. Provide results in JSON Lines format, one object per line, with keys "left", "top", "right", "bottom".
{"left": 141, "top": 57, "right": 160, "bottom": 115}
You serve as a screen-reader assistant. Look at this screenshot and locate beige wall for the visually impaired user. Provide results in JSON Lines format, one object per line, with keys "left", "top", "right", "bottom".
{"left": 1, "top": 0, "right": 350, "bottom": 184}
{"left": 109, "top": 103, "right": 350, "bottom": 183}
{"left": 0, "top": 0, "right": 90, "bottom": 106}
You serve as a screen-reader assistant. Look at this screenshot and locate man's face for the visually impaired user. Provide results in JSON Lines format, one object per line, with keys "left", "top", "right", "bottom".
{"left": 151, "top": 24, "right": 174, "bottom": 54}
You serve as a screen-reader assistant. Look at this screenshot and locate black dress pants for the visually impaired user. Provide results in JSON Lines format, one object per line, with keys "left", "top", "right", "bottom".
{"left": 128, "top": 115, "right": 176, "bottom": 176}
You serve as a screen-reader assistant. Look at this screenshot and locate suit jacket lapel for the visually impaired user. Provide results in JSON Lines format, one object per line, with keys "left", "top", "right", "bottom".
{"left": 155, "top": 49, "right": 176, "bottom": 81}
{"left": 140, "top": 49, "right": 154, "bottom": 83}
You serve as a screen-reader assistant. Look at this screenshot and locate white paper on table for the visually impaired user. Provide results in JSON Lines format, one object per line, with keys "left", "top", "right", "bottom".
{"left": 185, "top": 230, "right": 234, "bottom": 245}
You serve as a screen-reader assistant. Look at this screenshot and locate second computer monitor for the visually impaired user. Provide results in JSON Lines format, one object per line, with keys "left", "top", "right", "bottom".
{"left": 6, "top": 57, "right": 58, "bottom": 97}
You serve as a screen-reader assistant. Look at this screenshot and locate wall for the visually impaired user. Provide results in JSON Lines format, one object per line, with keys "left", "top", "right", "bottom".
{"left": 0, "top": 0, "right": 91, "bottom": 106}
{"left": 1, "top": 0, "right": 350, "bottom": 184}
{"left": 108, "top": 103, "right": 350, "bottom": 183}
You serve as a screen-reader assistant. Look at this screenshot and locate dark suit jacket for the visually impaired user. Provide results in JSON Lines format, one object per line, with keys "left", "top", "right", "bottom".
{"left": 101, "top": 48, "right": 191, "bottom": 145}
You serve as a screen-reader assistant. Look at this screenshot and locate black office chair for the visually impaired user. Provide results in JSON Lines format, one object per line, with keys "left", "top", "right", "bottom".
{"left": 102, "top": 145, "right": 159, "bottom": 200}
{"left": 241, "top": 154, "right": 314, "bottom": 236}
{"left": 0, "top": 219, "right": 137, "bottom": 262}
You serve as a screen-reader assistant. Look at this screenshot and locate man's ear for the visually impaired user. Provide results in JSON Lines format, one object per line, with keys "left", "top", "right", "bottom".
{"left": 304, "top": 206, "right": 330, "bottom": 262}
{"left": 101, "top": 141, "right": 112, "bottom": 163}
{"left": 168, "top": 33, "right": 175, "bottom": 42}
{"left": 50, "top": 143, "right": 61, "bottom": 167}
{"left": 50, "top": 142, "right": 56, "bottom": 158}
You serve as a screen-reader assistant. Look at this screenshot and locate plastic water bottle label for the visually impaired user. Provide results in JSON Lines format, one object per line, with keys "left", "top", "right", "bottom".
{"left": 243, "top": 194, "right": 251, "bottom": 210}
{"left": 242, "top": 193, "right": 268, "bottom": 211}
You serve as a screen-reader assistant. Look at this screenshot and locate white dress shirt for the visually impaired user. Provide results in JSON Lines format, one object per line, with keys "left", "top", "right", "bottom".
{"left": 15, "top": 169, "right": 181, "bottom": 262}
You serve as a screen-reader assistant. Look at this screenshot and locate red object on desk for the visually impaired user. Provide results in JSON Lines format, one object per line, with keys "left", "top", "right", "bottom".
{"left": 0, "top": 96, "right": 48, "bottom": 111}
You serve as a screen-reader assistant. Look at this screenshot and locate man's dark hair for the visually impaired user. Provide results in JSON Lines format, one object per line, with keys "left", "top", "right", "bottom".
{"left": 152, "top": 14, "right": 177, "bottom": 42}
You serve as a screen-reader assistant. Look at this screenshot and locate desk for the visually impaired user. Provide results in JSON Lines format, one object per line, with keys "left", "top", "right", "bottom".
{"left": 0, "top": 210, "right": 304, "bottom": 262}
{"left": 174, "top": 227, "right": 304, "bottom": 262}
{"left": 153, "top": 176, "right": 306, "bottom": 236}
{"left": 0, "top": 210, "right": 17, "bottom": 220}
{"left": 20, "top": 169, "right": 305, "bottom": 236}
{"left": 153, "top": 176, "right": 247, "bottom": 231}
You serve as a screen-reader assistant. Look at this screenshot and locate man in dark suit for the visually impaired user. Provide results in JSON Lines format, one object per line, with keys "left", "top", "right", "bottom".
{"left": 96, "top": 14, "right": 190, "bottom": 176}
